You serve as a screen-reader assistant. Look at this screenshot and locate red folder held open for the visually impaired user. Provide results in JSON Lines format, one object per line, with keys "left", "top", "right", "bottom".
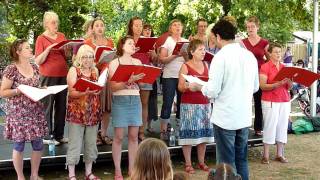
{"left": 273, "top": 67, "right": 320, "bottom": 87}
{"left": 172, "top": 42, "right": 189, "bottom": 55}
{"left": 135, "top": 37, "right": 157, "bottom": 53}
{"left": 95, "top": 46, "right": 116, "bottom": 63}
{"left": 110, "top": 64, "right": 161, "bottom": 84}
{"left": 73, "top": 78, "right": 104, "bottom": 91}
{"left": 203, "top": 51, "right": 214, "bottom": 63}
{"left": 52, "top": 40, "right": 84, "bottom": 49}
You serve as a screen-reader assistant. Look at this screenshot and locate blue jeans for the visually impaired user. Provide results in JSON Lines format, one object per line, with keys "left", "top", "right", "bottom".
{"left": 214, "top": 124, "right": 249, "bottom": 180}
{"left": 160, "top": 78, "right": 181, "bottom": 122}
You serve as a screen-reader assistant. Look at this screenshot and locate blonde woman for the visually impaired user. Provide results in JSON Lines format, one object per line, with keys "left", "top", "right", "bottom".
{"left": 35, "top": 11, "right": 68, "bottom": 145}
{"left": 131, "top": 138, "right": 173, "bottom": 180}
{"left": 66, "top": 45, "right": 102, "bottom": 180}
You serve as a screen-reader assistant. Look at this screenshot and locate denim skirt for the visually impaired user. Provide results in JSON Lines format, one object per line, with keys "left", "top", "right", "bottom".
{"left": 139, "top": 83, "right": 153, "bottom": 90}
{"left": 111, "top": 95, "right": 142, "bottom": 127}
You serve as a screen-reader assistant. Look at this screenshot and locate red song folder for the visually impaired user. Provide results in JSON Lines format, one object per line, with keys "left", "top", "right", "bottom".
{"left": 73, "top": 69, "right": 108, "bottom": 92}
{"left": 95, "top": 46, "right": 116, "bottom": 63}
{"left": 172, "top": 42, "right": 189, "bottom": 55}
{"left": 135, "top": 37, "right": 157, "bottom": 53}
{"left": 203, "top": 51, "right": 214, "bottom": 63}
{"left": 154, "top": 32, "right": 169, "bottom": 49}
{"left": 110, "top": 64, "right": 161, "bottom": 84}
{"left": 52, "top": 40, "right": 84, "bottom": 49}
{"left": 273, "top": 67, "right": 320, "bottom": 87}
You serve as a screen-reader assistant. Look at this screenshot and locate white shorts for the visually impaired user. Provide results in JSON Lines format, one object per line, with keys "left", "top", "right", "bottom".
{"left": 262, "top": 101, "right": 290, "bottom": 144}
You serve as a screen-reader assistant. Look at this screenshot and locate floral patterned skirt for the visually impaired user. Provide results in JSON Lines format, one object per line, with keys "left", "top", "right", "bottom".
{"left": 178, "top": 103, "right": 214, "bottom": 145}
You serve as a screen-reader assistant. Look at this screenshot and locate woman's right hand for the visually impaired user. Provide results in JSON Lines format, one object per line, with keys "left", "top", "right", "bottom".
{"left": 128, "top": 73, "right": 145, "bottom": 83}
{"left": 46, "top": 43, "right": 58, "bottom": 52}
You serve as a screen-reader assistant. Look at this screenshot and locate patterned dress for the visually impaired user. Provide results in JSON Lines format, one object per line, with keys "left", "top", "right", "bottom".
{"left": 178, "top": 62, "right": 214, "bottom": 145}
{"left": 66, "top": 68, "right": 101, "bottom": 126}
{"left": 3, "top": 64, "right": 48, "bottom": 142}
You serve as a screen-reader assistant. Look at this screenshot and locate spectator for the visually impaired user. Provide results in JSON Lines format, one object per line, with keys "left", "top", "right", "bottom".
{"left": 131, "top": 138, "right": 173, "bottom": 180}
{"left": 0, "top": 39, "right": 48, "bottom": 180}
{"left": 189, "top": 18, "right": 208, "bottom": 44}
{"left": 283, "top": 47, "right": 293, "bottom": 67}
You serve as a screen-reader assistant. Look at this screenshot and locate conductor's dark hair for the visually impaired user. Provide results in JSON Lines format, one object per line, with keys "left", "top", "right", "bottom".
{"left": 211, "top": 19, "right": 237, "bottom": 40}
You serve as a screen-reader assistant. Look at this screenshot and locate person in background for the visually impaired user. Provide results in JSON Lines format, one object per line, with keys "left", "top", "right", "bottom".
{"left": 130, "top": 138, "right": 173, "bottom": 180}
{"left": 207, "top": 163, "right": 242, "bottom": 180}
{"left": 35, "top": 11, "right": 68, "bottom": 145}
{"left": 0, "top": 39, "right": 48, "bottom": 180}
{"left": 259, "top": 43, "right": 292, "bottom": 164}
{"left": 178, "top": 39, "right": 214, "bottom": 174}
{"left": 159, "top": 19, "right": 188, "bottom": 140}
{"left": 189, "top": 18, "right": 208, "bottom": 44}
{"left": 142, "top": 24, "right": 159, "bottom": 133}
{"left": 283, "top": 46, "right": 293, "bottom": 67}
{"left": 66, "top": 45, "right": 102, "bottom": 180}
{"left": 242, "top": 16, "right": 269, "bottom": 136}
{"left": 109, "top": 36, "right": 145, "bottom": 180}
{"left": 72, "top": 19, "right": 94, "bottom": 62}
{"left": 127, "top": 17, "right": 156, "bottom": 141}
{"left": 84, "top": 17, "right": 114, "bottom": 146}
{"left": 189, "top": 19, "right": 259, "bottom": 180}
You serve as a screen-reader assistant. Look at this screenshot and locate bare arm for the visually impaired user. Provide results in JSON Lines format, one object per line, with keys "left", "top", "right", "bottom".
{"left": 0, "top": 77, "right": 21, "bottom": 98}
{"left": 158, "top": 47, "right": 178, "bottom": 64}
{"left": 178, "top": 64, "right": 189, "bottom": 93}
{"left": 35, "top": 43, "right": 58, "bottom": 65}
{"left": 259, "top": 74, "right": 289, "bottom": 91}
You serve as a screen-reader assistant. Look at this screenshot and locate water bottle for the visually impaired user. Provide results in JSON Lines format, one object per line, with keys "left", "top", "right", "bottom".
{"left": 48, "top": 135, "right": 55, "bottom": 156}
{"left": 169, "top": 128, "right": 176, "bottom": 147}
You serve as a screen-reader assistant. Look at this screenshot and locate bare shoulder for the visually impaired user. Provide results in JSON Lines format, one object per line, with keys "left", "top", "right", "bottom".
{"left": 132, "top": 58, "right": 142, "bottom": 65}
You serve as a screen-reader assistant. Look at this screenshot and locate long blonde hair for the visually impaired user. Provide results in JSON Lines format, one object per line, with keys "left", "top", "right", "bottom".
{"left": 131, "top": 138, "right": 173, "bottom": 180}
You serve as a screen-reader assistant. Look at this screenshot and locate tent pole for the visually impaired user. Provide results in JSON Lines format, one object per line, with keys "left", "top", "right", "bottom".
{"left": 311, "top": 0, "right": 319, "bottom": 117}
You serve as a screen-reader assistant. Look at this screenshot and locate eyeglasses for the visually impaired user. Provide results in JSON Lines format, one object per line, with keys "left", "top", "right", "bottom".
{"left": 81, "top": 55, "right": 94, "bottom": 60}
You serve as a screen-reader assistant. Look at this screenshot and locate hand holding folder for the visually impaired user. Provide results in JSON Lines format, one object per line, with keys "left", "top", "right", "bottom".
{"left": 73, "top": 68, "right": 108, "bottom": 92}
{"left": 95, "top": 46, "right": 116, "bottom": 63}
{"left": 52, "top": 40, "right": 84, "bottom": 49}
{"left": 273, "top": 67, "right": 320, "bottom": 87}
{"left": 110, "top": 64, "right": 161, "bottom": 84}
{"left": 172, "top": 42, "right": 189, "bottom": 55}
{"left": 135, "top": 37, "right": 157, "bottom": 53}
{"left": 17, "top": 85, "right": 68, "bottom": 102}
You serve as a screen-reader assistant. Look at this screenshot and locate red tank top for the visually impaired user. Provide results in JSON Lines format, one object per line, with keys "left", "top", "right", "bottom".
{"left": 242, "top": 38, "right": 269, "bottom": 69}
{"left": 181, "top": 62, "right": 209, "bottom": 104}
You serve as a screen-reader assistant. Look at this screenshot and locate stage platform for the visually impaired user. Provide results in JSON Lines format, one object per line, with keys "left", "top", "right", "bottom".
{"left": 0, "top": 119, "right": 262, "bottom": 170}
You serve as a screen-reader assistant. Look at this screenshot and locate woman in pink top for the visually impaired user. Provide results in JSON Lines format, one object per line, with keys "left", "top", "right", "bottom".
{"left": 242, "top": 16, "right": 269, "bottom": 136}
{"left": 259, "top": 43, "right": 292, "bottom": 164}
{"left": 35, "top": 11, "right": 68, "bottom": 145}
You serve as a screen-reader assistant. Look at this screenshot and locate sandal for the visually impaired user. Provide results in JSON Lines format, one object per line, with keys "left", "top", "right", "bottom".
{"left": 255, "top": 131, "right": 263, "bottom": 136}
{"left": 96, "top": 132, "right": 103, "bottom": 146}
{"left": 146, "top": 127, "right": 154, "bottom": 133}
{"left": 185, "top": 164, "right": 195, "bottom": 174}
{"left": 274, "top": 156, "right": 288, "bottom": 163}
{"left": 85, "top": 173, "right": 101, "bottom": 180}
{"left": 197, "top": 163, "right": 210, "bottom": 172}
{"left": 138, "top": 132, "right": 145, "bottom": 142}
{"left": 261, "top": 157, "right": 270, "bottom": 164}
{"left": 102, "top": 135, "right": 113, "bottom": 145}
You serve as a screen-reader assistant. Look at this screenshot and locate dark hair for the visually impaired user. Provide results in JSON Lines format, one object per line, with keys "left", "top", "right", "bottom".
{"left": 197, "top": 18, "right": 207, "bottom": 25}
{"left": 267, "top": 42, "right": 282, "bottom": 53}
{"left": 127, "top": 16, "right": 142, "bottom": 36}
{"left": 143, "top": 24, "right": 155, "bottom": 37}
{"left": 211, "top": 19, "right": 237, "bottom": 40}
{"left": 116, "top": 36, "right": 134, "bottom": 56}
{"left": 10, "top": 39, "right": 28, "bottom": 62}
{"left": 91, "top": 16, "right": 104, "bottom": 29}
{"left": 187, "top": 39, "right": 204, "bottom": 59}
{"left": 207, "top": 163, "right": 242, "bottom": 180}
{"left": 296, "top": 59, "right": 305, "bottom": 67}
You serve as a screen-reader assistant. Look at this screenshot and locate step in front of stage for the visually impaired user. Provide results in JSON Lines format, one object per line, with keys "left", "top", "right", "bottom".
{"left": 0, "top": 123, "right": 262, "bottom": 170}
